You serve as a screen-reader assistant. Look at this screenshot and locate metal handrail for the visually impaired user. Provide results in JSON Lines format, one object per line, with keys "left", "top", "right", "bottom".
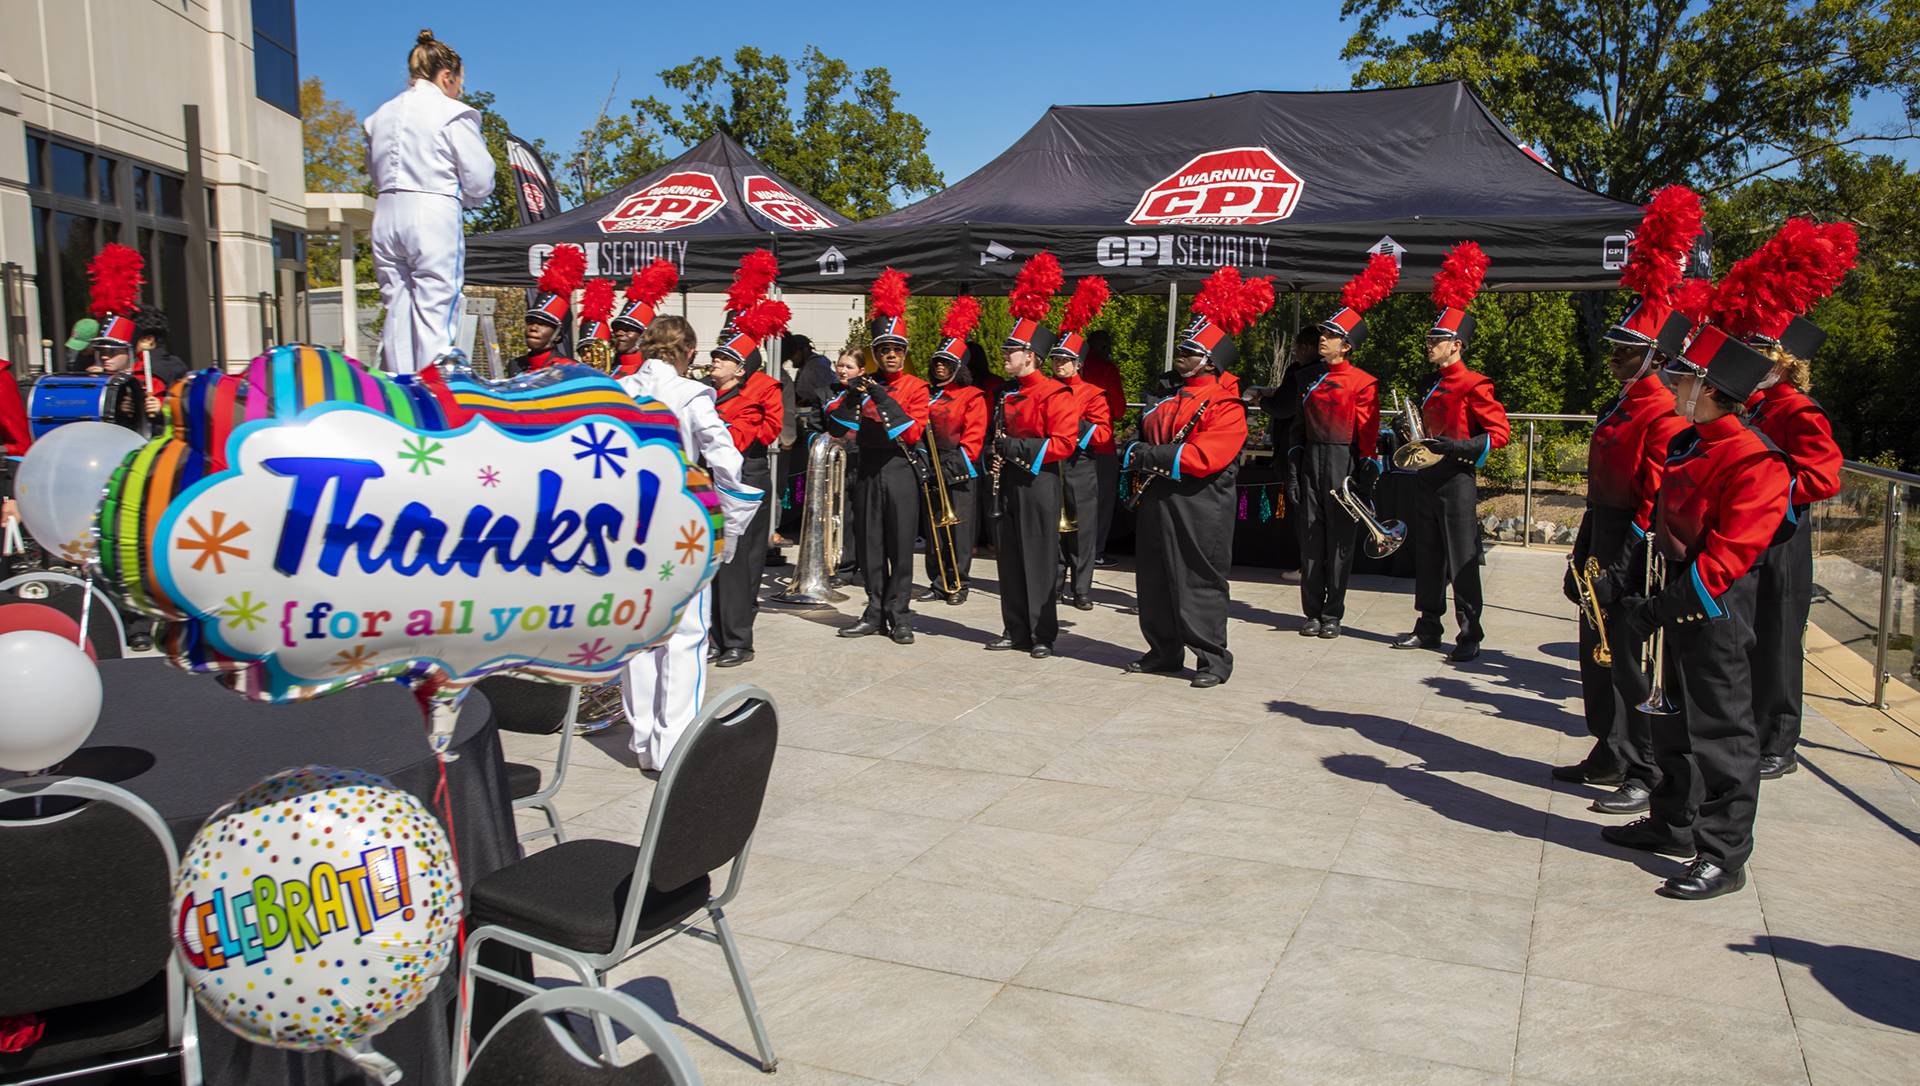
{"left": 1841, "top": 459, "right": 1920, "bottom": 487}
{"left": 1833, "top": 461, "right": 1919, "bottom": 711}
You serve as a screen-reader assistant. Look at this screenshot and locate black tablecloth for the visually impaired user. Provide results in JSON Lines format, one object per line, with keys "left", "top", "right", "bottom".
{"left": 1, "top": 658, "right": 520, "bottom": 1086}
{"left": 1223, "top": 461, "right": 1417, "bottom": 578}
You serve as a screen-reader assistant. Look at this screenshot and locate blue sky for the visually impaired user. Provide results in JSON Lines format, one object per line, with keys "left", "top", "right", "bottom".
{"left": 297, "top": 0, "right": 1912, "bottom": 194}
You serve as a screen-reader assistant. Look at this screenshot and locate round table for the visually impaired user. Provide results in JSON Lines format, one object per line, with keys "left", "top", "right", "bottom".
{"left": 1, "top": 657, "right": 520, "bottom": 1086}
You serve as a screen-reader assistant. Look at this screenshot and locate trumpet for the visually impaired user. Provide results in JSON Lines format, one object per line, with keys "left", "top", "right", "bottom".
{"left": 1638, "top": 534, "right": 1678, "bottom": 715}
{"left": 1392, "top": 390, "right": 1445, "bottom": 471}
{"left": 1569, "top": 555, "right": 1613, "bottom": 666}
{"left": 1331, "top": 477, "right": 1406, "bottom": 557}
{"left": 772, "top": 433, "right": 850, "bottom": 604}
{"left": 917, "top": 428, "right": 963, "bottom": 597}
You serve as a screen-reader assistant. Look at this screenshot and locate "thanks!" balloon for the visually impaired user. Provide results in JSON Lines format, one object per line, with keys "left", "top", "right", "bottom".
{"left": 98, "top": 347, "right": 720, "bottom": 713}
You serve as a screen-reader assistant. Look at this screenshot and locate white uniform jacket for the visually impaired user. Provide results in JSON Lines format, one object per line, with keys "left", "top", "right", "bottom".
{"left": 618, "top": 359, "right": 764, "bottom": 555}
{"left": 364, "top": 80, "right": 494, "bottom": 206}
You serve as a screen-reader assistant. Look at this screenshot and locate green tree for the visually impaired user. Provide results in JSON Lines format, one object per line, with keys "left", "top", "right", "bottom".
{"left": 299, "top": 77, "right": 372, "bottom": 290}
{"left": 461, "top": 89, "right": 539, "bottom": 235}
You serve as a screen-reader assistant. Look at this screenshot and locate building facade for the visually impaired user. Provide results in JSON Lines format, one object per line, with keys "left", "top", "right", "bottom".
{"left": 0, "top": 0, "right": 306, "bottom": 374}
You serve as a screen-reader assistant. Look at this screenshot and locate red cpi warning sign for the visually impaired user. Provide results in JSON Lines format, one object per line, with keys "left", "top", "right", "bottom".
{"left": 743, "top": 175, "right": 835, "bottom": 231}
{"left": 1128, "top": 148, "right": 1305, "bottom": 227}
{"left": 598, "top": 171, "right": 728, "bottom": 233}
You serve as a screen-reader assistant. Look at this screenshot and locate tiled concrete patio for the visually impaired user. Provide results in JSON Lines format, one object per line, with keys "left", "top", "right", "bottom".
{"left": 501, "top": 546, "right": 1920, "bottom": 1085}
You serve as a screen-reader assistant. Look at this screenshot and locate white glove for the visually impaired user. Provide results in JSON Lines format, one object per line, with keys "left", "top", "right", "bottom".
{"left": 719, "top": 533, "right": 739, "bottom": 564}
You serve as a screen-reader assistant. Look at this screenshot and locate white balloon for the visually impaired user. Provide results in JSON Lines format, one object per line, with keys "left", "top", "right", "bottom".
{"left": 14, "top": 422, "right": 148, "bottom": 564}
{"left": 0, "top": 630, "right": 103, "bottom": 771}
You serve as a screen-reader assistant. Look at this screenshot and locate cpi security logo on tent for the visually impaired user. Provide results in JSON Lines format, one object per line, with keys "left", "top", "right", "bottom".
{"left": 744, "top": 175, "right": 836, "bottom": 231}
{"left": 1129, "top": 148, "right": 1305, "bottom": 227}
{"left": 599, "top": 172, "right": 729, "bottom": 233}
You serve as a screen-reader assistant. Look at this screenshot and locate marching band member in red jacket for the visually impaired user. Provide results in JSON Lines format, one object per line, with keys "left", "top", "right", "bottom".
{"left": 922, "top": 301, "right": 989, "bottom": 605}
{"left": 1081, "top": 330, "right": 1129, "bottom": 565}
{"left": 1392, "top": 248, "right": 1510, "bottom": 662}
{"left": 511, "top": 244, "right": 582, "bottom": 375}
{"left": 988, "top": 256, "right": 1078, "bottom": 657}
{"left": 1293, "top": 256, "right": 1392, "bottom": 638}
{"left": 1599, "top": 322, "right": 1791, "bottom": 901}
{"left": 1124, "top": 268, "right": 1265, "bottom": 688}
{"left": 828, "top": 270, "right": 930, "bottom": 644}
{"left": 1050, "top": 277, "right": 1114, "bottom": 610}
{"left": 611, "top": 259, "right": 678, "bottom": 378}
{"left": 708, "top": 312, "right": 787, "bottom": 667}
{"left": 1558, "top": 187, "right": 1702, "bottom": 817}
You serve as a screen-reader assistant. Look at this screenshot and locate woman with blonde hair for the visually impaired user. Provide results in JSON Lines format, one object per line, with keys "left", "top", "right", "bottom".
{"left": 363, "top": 30, "right": 494, "bottom": 372}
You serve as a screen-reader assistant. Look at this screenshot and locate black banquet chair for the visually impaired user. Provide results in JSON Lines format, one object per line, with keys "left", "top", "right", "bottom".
{"left": 458, "top": 986, "right": 703, "bottom": 1086}
{"left": 457, "top": 684, "right": 780, "bottom": 1073}
{"left": 476, "top": 676, "right": 581, "bottom": 845}
{"left": 0, "top": 776, "right": 201, "bottom": 1085}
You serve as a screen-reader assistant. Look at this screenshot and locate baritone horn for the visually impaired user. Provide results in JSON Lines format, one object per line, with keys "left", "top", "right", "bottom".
{"left": 1638, "top": 535, "right": 1678, "bottom": 715}
{"left": 1392, "top": 390, "right": 1445, "bottom": 470}
{"left": 1332, "top": 477, "right": 1406, "bottom": 558}
{"left": 772, "top": 432, "right": 849, "bottom": 604}
{"left": 1570, "top": 555, "right": 1613, "bottom": 666}
{"left": 577, "top": 337, "right": 615, "bottom": 373}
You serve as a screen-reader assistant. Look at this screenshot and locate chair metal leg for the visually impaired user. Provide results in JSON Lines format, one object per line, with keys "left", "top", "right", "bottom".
{"left": 514, "top": 797, "right": 566, "bottom": 845}
{"left": 710, "top": 906, "right": 777, "bottom": 1071}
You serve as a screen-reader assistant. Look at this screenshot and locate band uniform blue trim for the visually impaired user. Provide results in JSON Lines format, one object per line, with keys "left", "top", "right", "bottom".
{"left": 1690, "top": 565, "right": 1726, "bottom": 620}
{"left": 1171, "top": 444, "right": 1185, "bottom": 480}
{"left": 885, "top": 419, "right": 911, "bottom": 439}
{"left": 1473, "top": 434, "right": 1491, "bottom": 468}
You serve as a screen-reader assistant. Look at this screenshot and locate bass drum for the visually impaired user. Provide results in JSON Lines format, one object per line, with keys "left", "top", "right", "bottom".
{"left": 28, "top": 373, "right": 133, "bottom": 440}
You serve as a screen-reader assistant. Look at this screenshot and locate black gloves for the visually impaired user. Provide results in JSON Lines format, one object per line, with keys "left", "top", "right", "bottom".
{"left": 938, "top": 448, "right": 972, "bottom": 482}
{"left": 1429, "top": 437, "right": 1484, "bottom": 464}
{"left": 865, "top": 384, "right": 910, "bottom": 433}
{"left": 825, "top": 388, "right": 862, "bottom": 430}
{"left": 1127, "top": 442, "right": 1182, "bottom": 477}
{"left": 1285, "top": 447, "right": 1302, "bottom": 509}
{"left": 1350, "top": 456, "right": 1381, "bottom": 500}
{"left": 1592, "top": 570, "right": 1624, "bottom": 610}
{"left": 997, "top": 435, "right": 1048, "bottom": 471}
{"left": 1620, "top": 595, "right": 1662, "bottom": 640}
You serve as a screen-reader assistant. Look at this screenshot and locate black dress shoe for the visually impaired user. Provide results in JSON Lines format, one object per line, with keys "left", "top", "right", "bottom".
{"left": 1318, "top": 622, "right": 1342, "bottom": 639}
{"left": 1600, "top": 817, "right": 1694, "bottom": 858}
{"left": 128, "top": 632, "right": 154, "bottom": 652}
{"left": 890, "top": 627, "right": 915, "bottom": 645}
{"left": 839, "top": 620, "right": 883, "bottom": 638}
{"left": 1447, "top": 641, "right": 1481, "bottom": 663}
{"left": 947, "top": 588, "right": 969, "bottom": 606}
{"left": 1190, "top": 672, "right": 1224, "bottom": 688}
{"left": 1759, "top": 754, "right": 1798, "bottom": 779}
{"left": 1073, "top": 597, "right": 1095, "bottom": 611}
{"left": 714, "top": 648, "right": 754, "bottom": 667}
{"left": 1657, "top": 860, "right": 1746, "bottom": 900}
{"left": 1030, "top": 644, "right": 1053, "bottom": 659}
{"left": 1094, "top": 554, "right": 1118, "bottom": 568}
{"left": 1393, "top": 631, "right": 1442, "bottom": 650}
{"left": 985, "top": 637, "right": 1024, "bottom": 651}
{"left": 1590, "top": 781, "right": 1652, "bottom": 815}
{"left": 1299, "top": 618, "right": 1322, "bottom": 637}
{"left": 1124, "top": 658, "right": 1184, "bottom": 675}
{"left": 1551, "top": 762, "right": 1625, "bottom": 786}
{"left": 915, "top": 587, "right": 948, "bottom": 602}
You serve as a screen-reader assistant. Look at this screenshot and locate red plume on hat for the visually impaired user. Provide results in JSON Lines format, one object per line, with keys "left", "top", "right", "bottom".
{"left": 1009, "top": 253, "right": 1063, "bottom": 321}
{"left": 1712, "top": 219, "right": 1860, "bottom": 340}
{"left": 1192, "top": 267, "right": 1276, "bottom": 335}
{"left": 1340, "top": 253, "right": 1400, "bottom": 315}
{"left": 1619, "top": 185, "right": 1702, "bottom": 306}
{"left": 537, "top": 244, "right": 585, "bottom": 297}
{"left": 725, "top": 249, "right": 779, "bottom": 313}
{"left": 580, "top": 279, "right": 615, "bottom": 325}
{"left": 626, "top": 259, "right": 679, "bottom": 307}
{"left": 1432, "top": 242, "right": 1489, "bottom": 314}
{"left": 1674, "top": 279, "right": 1717, "bottom": 326}
{"left": 735, "top": 298, "right": 792, "bottom": 343}
{"left": 868, "top": 268, "right": 911, "bottom": 320}
{"left": 1060, "top": 277, "right": 1110, "bottom": 335}
{"left": 941, "top": 297, "right": 981, "bottom": 339}
{"left": 88, "top": 243, "right": 144, "bottom": 318}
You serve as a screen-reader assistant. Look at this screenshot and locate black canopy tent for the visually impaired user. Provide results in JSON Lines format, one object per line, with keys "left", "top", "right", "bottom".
{"left": 773, "top": 82, "right": 1663, "bottom": 296}
{"left": 463, "top": 133, "right": 852, "bottom": 290}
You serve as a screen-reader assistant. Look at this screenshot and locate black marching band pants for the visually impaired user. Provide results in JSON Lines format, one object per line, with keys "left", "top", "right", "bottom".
{"left": 853, "top": 446, "right": 919, "bottom": 631}
{"left": 922, "top": 472, "right": 975, "bottom": 592}
{"left": 1413, "top": 467, "right": 1485, "bottom": 643}
{"left": 1297, "top": 443, "right": 1358, "bottom": 623}
{"left": 711, "top": 454, "right": 772, "bottom": 652}
{"left": 1577, "top": 507, "right": 1659, "bottom": 788}
{"left": 1136, "top": 464, "right": 1237, "bottom": 679}
{"left": 1056, "top": 450, "right": 1099, "bottom": 601}
{"left": 997, "top": 463, "right": 1063, "bottom": 647}
{"left": 1750, "top": 511, "right": 1813, "bottom": 760}
{"left": 1650, "top": 566, "right": 1764, "bottom": 870}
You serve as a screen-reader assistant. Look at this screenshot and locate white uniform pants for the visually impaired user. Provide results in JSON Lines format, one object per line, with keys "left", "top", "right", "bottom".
{"left": 620, "top": 586, "right": 712, "bottom": 770}
{"left": 371, "top": 191, "right": 465, "bottom": 373}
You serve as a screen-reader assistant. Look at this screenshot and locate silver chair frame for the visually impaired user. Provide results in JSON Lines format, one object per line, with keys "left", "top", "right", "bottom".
{"left": 0, "top": 572, "right": 129, "bottom": 656}
{"left": 458, "top": 684, "right": 779, "bottom": 1073}
{"left": 0, "top": 776, "right": 201, "bottom": 1086}
{"left": 457, "top": 986, "right": 704, "bottom": 1086}
{"left": 509, "top": 685, "right": 579, "bottom": 846}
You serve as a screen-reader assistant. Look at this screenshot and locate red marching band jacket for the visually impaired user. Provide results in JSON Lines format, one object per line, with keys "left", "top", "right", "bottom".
{"left": 613, "top": 352, "right": 646, "bottom": 377}
{"left": 998, "top": 370, "right": 1078, "bottom": 472}
{"left": 1744, "top": 384, "right": 1842, "bottom": 508}
{"left": 1654, "top": 413, "right": 1792, "bottom": 625}
{"left": 1063, "top": 374, "right": 1114, "bottom": 456}
{"left": 1421, "top": 363, "right": 1511, "bottom": 466}
{"left": 1295, "top": 360, "right": 1380, "bottom": 460}
{"left": 1134, "top": 374, "right": 1249, "bottom": 479}
{"left": 1588, "top": 374, "right": 1689, "bottom": 534}
{"left": 715, "top": 371, "right": 785, "bottom": 455}
{"left": 825, "top": 368, "right": 929, "bottom": 448}
{"left": 928, "top": 384, "right": 989, "bottom": 475}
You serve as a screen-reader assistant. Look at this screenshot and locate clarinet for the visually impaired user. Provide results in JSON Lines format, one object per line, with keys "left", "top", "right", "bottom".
{"left": 987, "top": 397, "right": 1009, "bottom": 521}
{"left": 1124, "top": 401, "right": 1208, "bottom": 510}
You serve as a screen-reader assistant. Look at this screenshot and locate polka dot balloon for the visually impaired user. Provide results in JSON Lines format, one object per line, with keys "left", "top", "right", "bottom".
{"left": 172, "top": 766, "right": 462, "bottom": 1055}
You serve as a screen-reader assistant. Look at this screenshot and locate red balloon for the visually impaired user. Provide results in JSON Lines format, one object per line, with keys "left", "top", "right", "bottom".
{"left": 0, "top": 603, "right": 98, "bottom": 661}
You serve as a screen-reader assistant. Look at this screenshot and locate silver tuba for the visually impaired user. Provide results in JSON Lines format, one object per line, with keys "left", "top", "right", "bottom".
{"left": 772, "top": 432, "right": 850, "bottom": 604}
{"left": 1392, "top": 390, "right": 1445, "bottom": 471}
{"left": 1332, "top": 477, "right": 1407, "bottom": 558}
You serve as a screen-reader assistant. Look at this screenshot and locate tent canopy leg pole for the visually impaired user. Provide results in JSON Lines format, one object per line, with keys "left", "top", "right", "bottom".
{"left": 1164, "top": 281, "right": 1178, "bottom": 372}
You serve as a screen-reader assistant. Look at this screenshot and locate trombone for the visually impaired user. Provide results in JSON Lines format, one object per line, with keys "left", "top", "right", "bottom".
{"left": 1638, "top": 534, "right": 1678, "bottom": 715}
{"left": 1331, "top": 477, "right": 1406, "bottom": 558}
{"left": 1569, "top": 555, "right": 1613, "bottom": 666}
{"left": 917, "top": 428, "right": 964, "bottom": 597}
{"left": 1392, "top": 390, "right": 1445, "bottom": 470}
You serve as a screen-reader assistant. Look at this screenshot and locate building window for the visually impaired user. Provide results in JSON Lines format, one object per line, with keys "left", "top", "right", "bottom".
{"left": 252, "top": 0, "right": 300, "bottom": 116}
